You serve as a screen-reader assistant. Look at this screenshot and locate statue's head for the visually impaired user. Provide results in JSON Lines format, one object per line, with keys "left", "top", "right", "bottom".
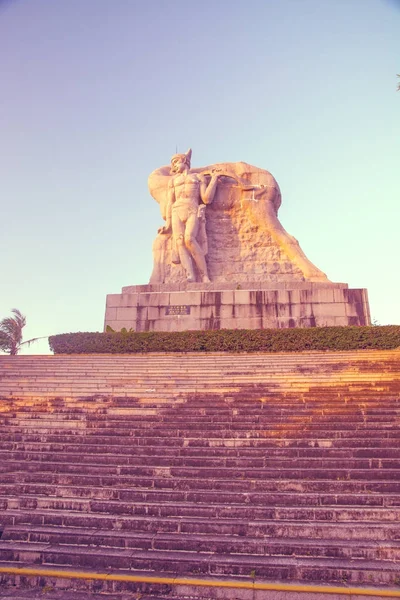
{"left": 170, "top": 148, "right": 192, "bottom": 174}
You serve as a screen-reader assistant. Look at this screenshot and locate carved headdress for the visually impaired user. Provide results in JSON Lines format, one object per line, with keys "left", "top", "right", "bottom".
{"left": 170, "top": 148, "right": 192, "bottom": 173}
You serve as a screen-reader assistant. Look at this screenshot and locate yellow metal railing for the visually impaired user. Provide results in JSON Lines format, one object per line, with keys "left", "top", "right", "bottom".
{"left": 1, "top": 566, "right": 400, "bottom": 597}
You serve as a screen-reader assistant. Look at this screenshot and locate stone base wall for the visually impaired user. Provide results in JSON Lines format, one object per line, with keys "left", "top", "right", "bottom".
{"left": 104, "top": 282, "right": 371, "bottom": 332}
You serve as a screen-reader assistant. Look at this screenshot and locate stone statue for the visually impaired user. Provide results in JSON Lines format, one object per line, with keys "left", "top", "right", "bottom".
{"left": 148, "top": 150, "right": 328, "bottom": 284}
{"left": 156, "top": 149, "right": 221, "bottom": 283}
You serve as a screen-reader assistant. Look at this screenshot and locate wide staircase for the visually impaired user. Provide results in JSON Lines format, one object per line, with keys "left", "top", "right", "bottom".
{"left": 0, "top": 350, "right": 400, "bottom": 599}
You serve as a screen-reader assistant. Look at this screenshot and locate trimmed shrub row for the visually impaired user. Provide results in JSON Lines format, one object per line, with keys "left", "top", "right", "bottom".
{"left": 48, "top": 326, "right": 400, "bottom": 354}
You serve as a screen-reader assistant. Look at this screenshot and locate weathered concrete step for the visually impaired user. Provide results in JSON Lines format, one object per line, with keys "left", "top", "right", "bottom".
{"left": 0, "top": 439, "right": 400, "bottom": 466}
{"left": 7, "top": 495, "right": 400, "bottom": 522}
{"left": 2, "top": 494, "right": 400, "bottom": 522}
{"left": 2, "top": 356, "right": 397, "bottom": 370}
{"left": 37, "top": 370, "right": 400, "bottom": 378}
{"left": 2, "top": 380, "right": 398, "bottom": 392}
{"left": 3, "top": 381, "right": 398, "bottom": 393}
{"left": 3, "top": 431, "right": 400, "bottom": 449}
{"left": 3, "top": 470, "right": 400, "bottom": 495}
{"left": 3, "top": 355, "right": 398, "bottom": 366}
{"left": 2, "top": 363, "right": 398, "bottom": 373}
{"left": 3, "top": 509, "right": 400, "bottom": 542}
{"left": 3, "top": 399, "right": 399, "bottom": 417}
{"left": 4, "top": 423, "right": 400, "bottom": 439}
{"left": 32, "top": 392, "right": 400, "bottom": 401}
{"left": 3, "top": 412, "right": 399, "bottom": 428}
{"left": 3, "top": 566, "right": 400, "bottom": 600}
{"left": 2, "top": 384, "right": 398, "bottom": 398}
{"left": 4, "top": 524, "right": 400, "bottom": 561}
{"left": 1, "top": 459, "right": 400, "bottom": 480}
{"left": 1, "top": 373, "right": 397, "bottom": 384}
{"left": 2, "top": 440, "right": 400, "bottom": 459}
{"left": 1, "top": 449, "right": 398, "bottom": 470}
{"left": 2, "top": 365, "right": 397, "bottom": 376}
{"left": 2, "top": 482, "right": 399, "bottom": 507}
{"left": 0, "top": 541, "right": 399, "bottom": 585}
{"left": 3, "top": 413, "right": 399, "bottom": 427}
{"left": 3, "top": 390, "right": 400, "bottom": 401}
{"left": 4, "top": 405, "right": 400, "bottom": 418}
{"left": 1, "top": 357, "right": 398, "bottom": 369}
{"left": 5, "top": 367, "right": 398, "bottom": 375}
{"left": 6, "top": 405, "right": 400, "bottom": 417}
{"left": 4, "top": 421, "right": 400, "bottom": 443}
{"left": 0, "top": 589, "right": 168, "bottom": 600}
{"left": 7, "top": 414, "right": 397, "bottom": 426}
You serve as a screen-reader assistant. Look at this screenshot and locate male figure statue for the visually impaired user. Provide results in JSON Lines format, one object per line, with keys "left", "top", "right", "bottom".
{"left": 158, "top": 149, "right": 220, "bottom": 283}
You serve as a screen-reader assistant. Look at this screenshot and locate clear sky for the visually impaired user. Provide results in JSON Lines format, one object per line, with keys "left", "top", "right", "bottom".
{"left": 1, "top": 0, "right": 399, "bottom": 354}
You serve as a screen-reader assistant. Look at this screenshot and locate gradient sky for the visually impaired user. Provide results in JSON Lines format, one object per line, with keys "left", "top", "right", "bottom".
{"left": 1, "top": 0, "right": 399, "bottom": 354}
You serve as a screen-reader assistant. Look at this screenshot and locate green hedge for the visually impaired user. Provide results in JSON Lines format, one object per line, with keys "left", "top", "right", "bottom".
{"left": 48, "top": 326, "right": 400, "bottom": 354}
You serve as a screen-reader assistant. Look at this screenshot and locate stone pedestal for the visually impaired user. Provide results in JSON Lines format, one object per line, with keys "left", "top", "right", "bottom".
{"left": 104, "top": 282, "right": 370, "bottom": 332}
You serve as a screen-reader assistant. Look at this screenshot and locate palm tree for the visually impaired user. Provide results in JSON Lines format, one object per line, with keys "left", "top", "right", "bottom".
{"left": 0, "top": 308, "right": 41, "bottom": 355}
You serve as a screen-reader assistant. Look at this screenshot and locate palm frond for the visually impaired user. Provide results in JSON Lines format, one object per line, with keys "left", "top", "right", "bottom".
{"left": 10, "top": 308, "right": 26, "bottom": 329}
{"left": 0, "top": 331, "right": 11, "bottom": 352}
{"left": 0, "top": 308, "right": 27, "bottom": 355}
{"left": 20, "top": 336, "right": 48, "bottom": 348}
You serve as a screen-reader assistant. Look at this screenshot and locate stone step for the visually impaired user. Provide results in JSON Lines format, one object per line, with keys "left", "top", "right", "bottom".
{"left": 2, "top": 361, "right": 398, "bottom": 370}
{"left": 2, "top": 354, "right": 398, "bottom": 365}
{"left": 1, "top": 350, "right": 399, "bottom": 595}
{"left": 6, "top": 357, "right": 383, "bottom": 366}
{"left": 0, "top": 352, "right": 397, "bottom": 363}
{"left": 2, "top": 431, "right": 400, "bottom": 449}
{"left": 2, "top": 440, "right": 400, "bottom": 458}
{"left": 3, "top": 404, "right": 400, "bottom": 416}
{"left": 1, "top": 377, "right": 396, "bottom": 386}
{"left": 0, "top": 541, "right": 398, "bottom": 586}
{"left": 3, "top": 509, "right": 400, "bottom": 541}
{"left": 3, "top": 385, "right": 398, "bottom": 395}
{"left": 2, "top": 566, "right": 400, "bottom": 600}
{"left": 2, "top": 494, "right": 400, "bottom": 522}
{"left": 5, "top": 409, "right": 398, "bottom": 420}
{"left": 2, "top": 383, "right": 398, "bottom": 396}
{"left": 3, "top": 471, "right": 400, "bottom": 495}
{"left": 5, "top": 391, "right": 394, "bottom": 399}
{"left": 3, "top": 391, "right": 399, "bottom": 402}
{"left": 10, "top": 370, "right": 396, "bottom": 378}
{"left": 0, "top": 588, "right": 171, "bottom": 600}
{"left": 2, "top": 379, "right": 395, "bottom": 385}
{"left": 4, "top": 363, "right": 398, "bottom": 371}
{"left": 4, "top": 524, "right": 400, "bottom": 561}
{"left": 3, "top": 408, "right": 399, "bottom": 422}
{"left": 2, "top": 413, "right": 399, "bottom": 428}
{"left": 1, "top": 482, "right": 398, "bottom": 507}
{"left": 2, "top": 374, "right": 398, "bottom": 384}
{"left": 1, "top": 458, "right": 400, "bottom": 480}
{"left": 4, "top": 423, "right": 400, "bottom": 438}
{"left": 3, "top": 411, "right": 399, "bottom": 425}
{"left": 3, "top": 401, "right": 399, "bottom": 414}
{"left": 1, "top": 449, "right": 399, "bottom": 470}
{"left": 1, "top": 349, "right": 396, "bottom": 361}
{"left": 3, "top": 397, "right": 399, "bottom": 413}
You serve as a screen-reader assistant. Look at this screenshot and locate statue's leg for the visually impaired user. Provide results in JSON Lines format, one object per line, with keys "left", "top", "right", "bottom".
{"left": 184, "top": 213, "right": 210, "bottom": 283}
{"left": 172, "top": 212, "right": 195, "bottom": 282}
